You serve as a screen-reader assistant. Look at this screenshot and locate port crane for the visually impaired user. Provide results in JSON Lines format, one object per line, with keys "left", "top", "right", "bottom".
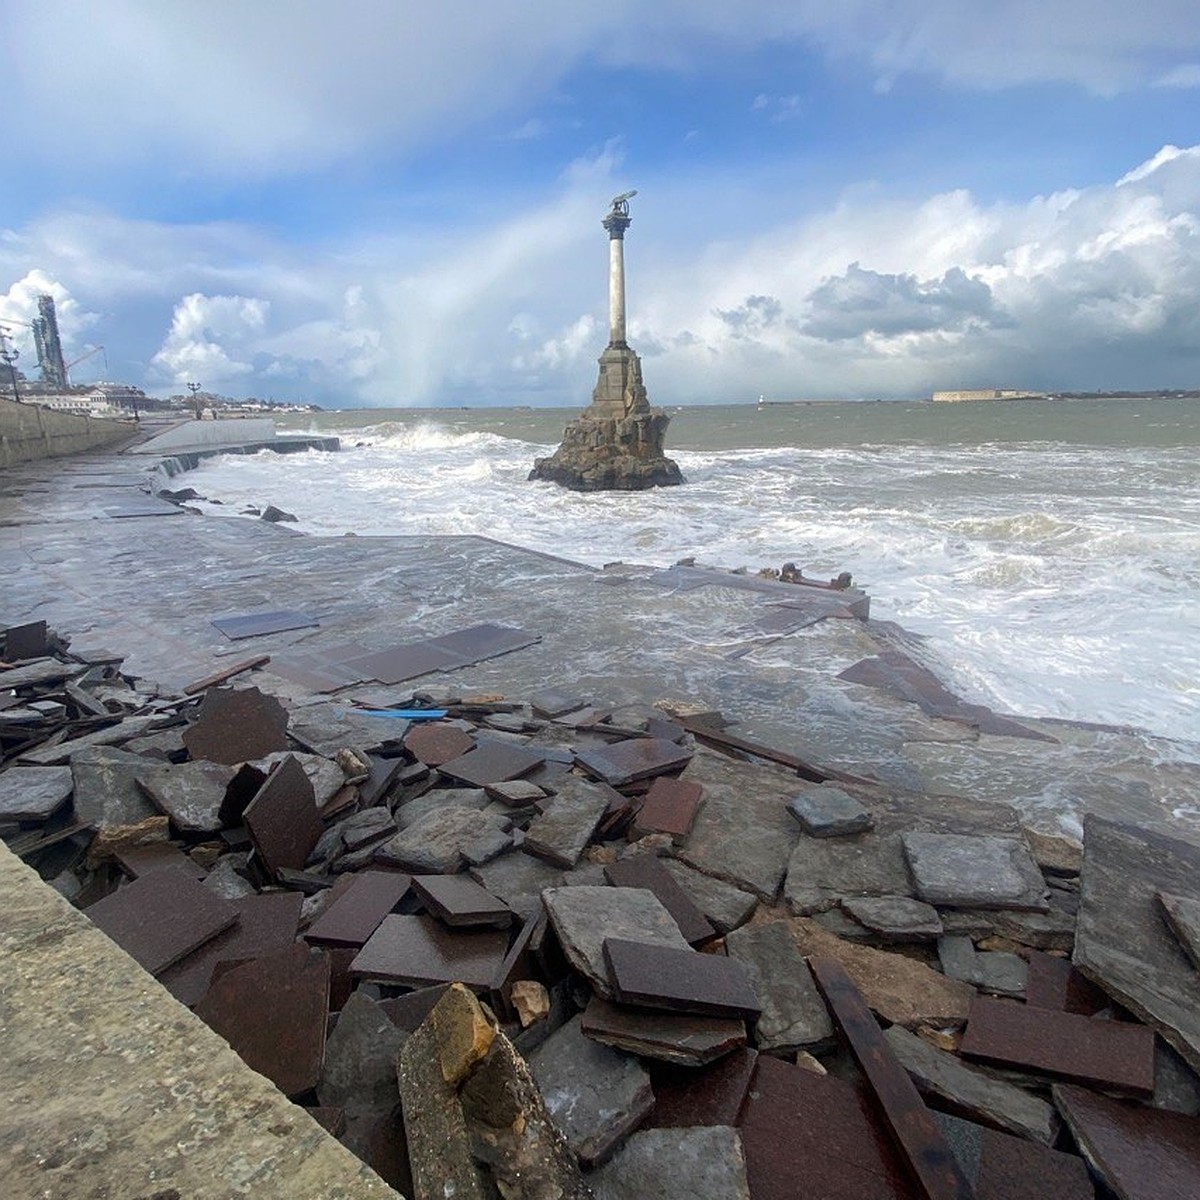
{"left": 66, "top": 344, "right": 106, "bottom": 385}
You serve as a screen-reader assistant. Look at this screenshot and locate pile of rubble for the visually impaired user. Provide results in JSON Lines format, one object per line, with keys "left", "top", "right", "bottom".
{"left": 2, "top": 618, "right": 1199, "bottom": 1199}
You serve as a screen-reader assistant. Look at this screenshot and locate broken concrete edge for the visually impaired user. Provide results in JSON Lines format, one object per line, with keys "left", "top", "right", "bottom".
{"left": 0, "top": 841, "right": 400, "bottom": 1198}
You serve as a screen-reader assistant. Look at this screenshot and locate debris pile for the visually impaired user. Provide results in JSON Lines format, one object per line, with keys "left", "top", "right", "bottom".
{"left": 3, "top": 619, "right": 1199, "bottom": 1199}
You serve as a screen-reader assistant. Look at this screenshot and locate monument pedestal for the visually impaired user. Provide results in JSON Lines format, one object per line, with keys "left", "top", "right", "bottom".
{"left": 529, "top": 345, "right": 683, "bottom": 492}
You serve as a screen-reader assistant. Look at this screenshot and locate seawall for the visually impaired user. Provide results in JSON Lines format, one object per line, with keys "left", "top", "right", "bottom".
{"left": 0, "top": 396, "right": 137, "bottom": 469}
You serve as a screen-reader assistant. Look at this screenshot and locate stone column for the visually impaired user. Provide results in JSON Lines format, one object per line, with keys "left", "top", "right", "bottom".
{"left": 602, "top": 209, "right": 631, "bottom": 348}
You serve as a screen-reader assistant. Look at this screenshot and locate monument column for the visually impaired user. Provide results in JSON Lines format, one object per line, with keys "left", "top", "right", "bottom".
{"left": 603, "top": 207, "right": 631, "bottom": 347}
{"left": 528, "top": 189, "right": 683, "bottom": 491}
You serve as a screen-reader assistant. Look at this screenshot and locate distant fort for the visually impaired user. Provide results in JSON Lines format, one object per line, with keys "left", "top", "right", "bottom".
{"left": 931, "top": 388, "right": 1046, "bottom": 403}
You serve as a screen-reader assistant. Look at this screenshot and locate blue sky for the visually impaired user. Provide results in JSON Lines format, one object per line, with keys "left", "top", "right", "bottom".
{"left": 3, "top": 1, "right": 1200, "bottom": 406}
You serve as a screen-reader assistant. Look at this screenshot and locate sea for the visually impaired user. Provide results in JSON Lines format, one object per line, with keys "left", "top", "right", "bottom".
{"left": 184, "top": 398, "right": 1200, "bottom": 745}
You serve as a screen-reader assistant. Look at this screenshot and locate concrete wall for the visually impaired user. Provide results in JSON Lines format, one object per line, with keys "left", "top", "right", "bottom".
{"left": 131, "top": 416, "right": 278, "bottom": 454}
{"left": 0, "top": 397, "right": 136, "bottom": 469}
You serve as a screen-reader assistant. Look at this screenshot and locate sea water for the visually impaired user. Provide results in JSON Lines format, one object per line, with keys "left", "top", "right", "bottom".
{"left": 186, "top": 399, "right": 1200, "bottom": 744}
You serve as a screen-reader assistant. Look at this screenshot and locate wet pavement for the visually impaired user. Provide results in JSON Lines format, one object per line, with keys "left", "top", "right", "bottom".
{"left": 1, "top": 439, "right": 1197, "bottom": 842}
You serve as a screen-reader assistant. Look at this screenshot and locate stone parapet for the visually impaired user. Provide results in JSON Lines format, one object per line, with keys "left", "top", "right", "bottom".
{"left": 0, "top": 842, "right": 399, "bottom": 1199}
{"left": 0, "top": 397, "right": 135, "bottom": 469}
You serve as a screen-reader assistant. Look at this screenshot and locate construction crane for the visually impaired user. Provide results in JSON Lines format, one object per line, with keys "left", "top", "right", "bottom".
{"left": 65, "top": 344, "right": 106, "bottom": 385}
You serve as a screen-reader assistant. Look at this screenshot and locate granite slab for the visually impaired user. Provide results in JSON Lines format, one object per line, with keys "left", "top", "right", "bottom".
{"left": 581, "top": 996, "right": 745, "bottom": 1066}
{"left": 541, "top": 885, "right": 690, "bottom": 998}
{"left": 603, "top": 937, "right": 761, "bottom": 1020}
{"left": 243, "top": 754, "right": 322, "bottom": 877}
{"left": 630, "top": 776, "right": 703, "bottom": 843}
{"left": 646, "top": 1047, "right": 758, "bottom": 1129}
{"left": 0, "top": 765, "right": 73, "bottom": 820}
{"left": 84, "top": 866, "right": 238, "bottom": 976}
{"left": 961, "top": 995, "right": 1156, "bottom": 1096}
{"left": 305, "top": 870, "right": 414, "bottom": 947}
{"left": 182, "top": 686, "right": 289, "bottom": 766}
{"left": 193, "top": 943, "right": 330, "bottom": 1097}
{"left": 605, "top": 853, "right": 715, "bottom": 945}
{"left": 349, "top": 913, "right": 509, "bottom": 990}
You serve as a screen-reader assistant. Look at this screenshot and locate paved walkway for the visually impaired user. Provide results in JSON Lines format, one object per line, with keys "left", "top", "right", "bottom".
{"left": 2, "top": 440, "right": 1196, "bottom": 838}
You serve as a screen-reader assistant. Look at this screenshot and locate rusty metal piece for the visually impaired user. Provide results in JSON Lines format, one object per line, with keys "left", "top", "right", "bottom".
{"left": 647, "top": 1046, "right": 757, "bottom": 1129}
{"left": 350, "top": 913, "right": 509, "bottom": 990}
{"left": 810, "top": 954, "right": 974, "bottom": 1200}
{"left": 575, "top": 737, "right": 693, "bottom": 787}
{"left": 739, "top": 1054, "right": 919, "bottom": 1200}
{"left": 630, "top": 776, "right": 703, "bottom": 843}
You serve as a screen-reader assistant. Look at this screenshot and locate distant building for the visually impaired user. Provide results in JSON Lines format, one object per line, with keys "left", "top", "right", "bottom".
{"left": 31, "top": 294, "right": 68, "bottom": 388}
{"left": 931, "top": 389, "right": 1047, "bottom": 403}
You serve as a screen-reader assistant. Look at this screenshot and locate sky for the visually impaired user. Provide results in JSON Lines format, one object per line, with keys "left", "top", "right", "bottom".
{"left": 2, "top": 1, "right": 1200, "bottom": 408}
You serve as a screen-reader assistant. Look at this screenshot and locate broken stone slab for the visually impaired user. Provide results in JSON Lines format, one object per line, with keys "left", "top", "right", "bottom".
{"left": 135, "top": 760, "right": 237, "bottom": 834}
{"left": 676, "top": 748, "right": 800, "bottom": 901}
{"left": 202, "top": 853, "right": 256, "bottom": 899}
{"left": 574, "top": 736, "right": 693, "bottom": 787}
{"left": 787, "top": 785, "right": 874, "bottom": 837}
{"left": 289, "top": 701, "right": 388, "bottom": 759}
{"left": 605, "top": 853, "right": 715, "bottom": 945}
{"left": 36, "top": 722, "right": 165, "bottom": 778}
{"left": 70, "top": 746, "right": 160, "bottom": 828}
{"left": 982, "top": 887, "right": 1078, "bottom": 951}
{"left": 784, "top": 790, "right": 1025, "bottom": 916}
{"left": 394, "top": 785, "right": 488, "bottom": 831}
{"left": 529, "top": 1014, "right": 654, "bottom": 1168}
{"left": 0, "top": 765, "right": 73, "bottom": 821}
{"left": 350, "top": 914, "right": 509, "bottom": 990}
{"left": 630, "top": 776, "right": 703, "bottom": 844}
{"left": 1073, "top": 815, "right": 1200, "bottom": 1074}
{"left": 404, "top": 984, "right": 591, "bottom": 1200}
{"left": 1054, "top": 1082, "right": 1200, "bottom": 1200}
{"left": 541, "top": 885, "right": 690, "bottom": 998}
{"left": 589, "top": 1126, "right": 751, "bottom": 1200}
{"left": 839, "top": 895, "right": 943, "bottom": 942}
{"left": 603, "top": 938, "right": 761, "bottom": 1020}
{"left": 523, "top": 775, "right": 611, "bottom": 868}
{"left": 376, "top": 806, "right": 513, "bottom": 873}
{"left": 1022, "top": 826, "right": 1083, "bottom": 876}
{"left": 181, "top": 686, "right": 289, "bottom": 766}
{"left": 254, "top": 750, "right": 347, "bottom": 809}
{"left": 938, "top": 935, "right": 1028, "bottom": 998}
{"left": 661, "top": 858, "right": 758, "bottom": 935}
{"left": 581, "top": 996, "right": 745, "bottom": 1066}
{"left": 790, "top": 917, "right": 974, "bottom": 1029}
{"left": 84, "top": 813, "right": 170, "bottom": 869}
{"left": 725, "top": 920, "right": 834, "bottom": 1055}
{"left": 933, "top": 1109, "right": 1093, "bottom": 1200}
{"left": 317, "top": 990, "right": 409, "bottom": 1156}
{"left": 1158, "top": 892, "right": 1200, "bottom": 970}
{"left": 470, "top": 851, "right": 564, "bottom": 922}
{"left": 902, "top": 832, "right": 1049, "bottom": 911}
{"left": 0, "top": 658, "right": 86, "bottom": 690}
{"left": 882, "top": 1024, "right": 1060, "bottom": 1145}
{"left": 485, "top": 778, "right": 547, "bottom": 807}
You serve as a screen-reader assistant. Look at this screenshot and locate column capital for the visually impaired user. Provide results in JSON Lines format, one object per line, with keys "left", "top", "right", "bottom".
{"left": 602, "top": 212, "right": 631, "bottom": 240}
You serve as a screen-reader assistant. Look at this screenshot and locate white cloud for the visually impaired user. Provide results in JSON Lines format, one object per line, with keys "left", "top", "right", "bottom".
{"left": 150, "top": 294, "right": 269, "bottom": 386}
{"left": 6, "top": 3, "right": 1200, "bottom": 176}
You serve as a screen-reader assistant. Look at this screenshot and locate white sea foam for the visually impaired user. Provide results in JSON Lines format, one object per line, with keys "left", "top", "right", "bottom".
{"left": 188, "top": 418, "right": 1200, "bottom": 742}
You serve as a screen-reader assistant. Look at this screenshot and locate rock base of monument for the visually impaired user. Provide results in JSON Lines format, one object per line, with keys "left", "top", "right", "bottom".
{"left": 529, "top": 411, "right": 684, "bottom": 492}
